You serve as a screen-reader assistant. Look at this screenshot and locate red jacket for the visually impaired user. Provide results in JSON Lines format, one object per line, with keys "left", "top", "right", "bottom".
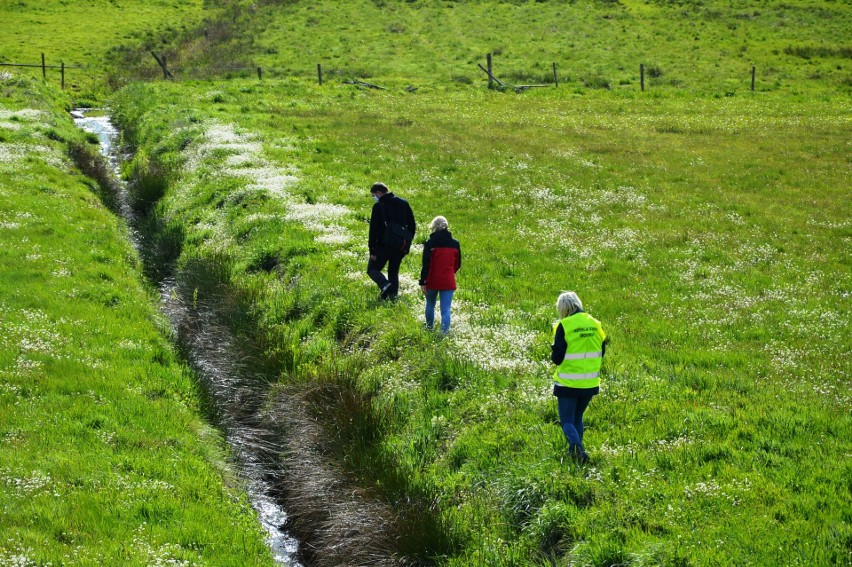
{"left": 419, "top": 229, "right": 461, "bottom": 290}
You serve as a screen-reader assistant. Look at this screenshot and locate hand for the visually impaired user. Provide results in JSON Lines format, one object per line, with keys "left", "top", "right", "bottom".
{"left": 420, "top": 285, "right": 427, "bottom": 295}
{"left": 370, "top": 254, "right": 376, "bottom": 261}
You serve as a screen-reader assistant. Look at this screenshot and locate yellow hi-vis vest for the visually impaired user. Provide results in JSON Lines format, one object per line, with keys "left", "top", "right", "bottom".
{"left": 553, "top": 312, "right": 606, "bottom": 389}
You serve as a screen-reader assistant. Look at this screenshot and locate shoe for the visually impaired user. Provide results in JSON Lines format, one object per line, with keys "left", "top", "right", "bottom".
{"left": 379, "top": 283, "right": 392, "bottom": 300}
{"left": 570, "top": 446, "right": 590, "bottom": 464}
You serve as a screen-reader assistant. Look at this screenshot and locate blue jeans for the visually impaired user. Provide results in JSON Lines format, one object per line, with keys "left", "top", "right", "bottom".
{"left": 557, "top": 391, "right": 596, "bottom": 453}
{"left": 424, "top": 289, "right": 454, "bottom": 333}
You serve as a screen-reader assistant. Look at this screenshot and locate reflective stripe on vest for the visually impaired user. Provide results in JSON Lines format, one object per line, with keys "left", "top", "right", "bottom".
{"left": 558, "top": 371, "right": 601, "bottom": 380}
{"left": 563, "top": 351, "right": 602, "bottom": 360}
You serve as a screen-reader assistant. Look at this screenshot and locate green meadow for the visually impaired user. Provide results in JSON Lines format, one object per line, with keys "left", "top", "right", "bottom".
{"left": 2, "top": 0, "right": 851, "bottom": 565}
{"left": 0, "top": 0, "right": 216, "bottom": 100}
{"left": 247, "top": 0, "right": 852, "bottom": 95}
{"left": 0, "top": 77, "right": 275, "bottom": 564}
{"left": 110, "top": 76, "right": 851, "bottom": 564}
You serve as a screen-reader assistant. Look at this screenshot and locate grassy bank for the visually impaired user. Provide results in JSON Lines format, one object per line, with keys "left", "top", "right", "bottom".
{"left": 0, "top": 74, "right": 275, "bottom": 566}
{"left": 0, "top": 0, "right": 223, "bottom": 100}
{"left": 112, "top": 77, "right": 851, "bottom": 565}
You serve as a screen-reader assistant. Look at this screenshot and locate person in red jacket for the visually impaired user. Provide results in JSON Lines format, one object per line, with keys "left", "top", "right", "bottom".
{"left": 419, "top": 216, "right": 461, "bottom": 333}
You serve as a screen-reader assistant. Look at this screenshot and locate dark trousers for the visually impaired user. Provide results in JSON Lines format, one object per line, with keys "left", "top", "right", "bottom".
{"left": 557, "top": 390, "right": 596, "bottom": 453}
{"left": 367, "top": 249, "right": 405, "bottom": 294}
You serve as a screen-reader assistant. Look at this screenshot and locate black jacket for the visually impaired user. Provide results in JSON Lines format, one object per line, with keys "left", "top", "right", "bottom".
{"left": 369, "top": 193, "right": 416, "bottom": 254}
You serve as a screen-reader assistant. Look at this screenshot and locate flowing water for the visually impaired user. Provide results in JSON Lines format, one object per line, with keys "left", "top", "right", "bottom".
{"left": 73, "top": 110, "right": 301, "bottom": 566}
{"left": 71, "top": 112, "right": 140, "bottom": 248}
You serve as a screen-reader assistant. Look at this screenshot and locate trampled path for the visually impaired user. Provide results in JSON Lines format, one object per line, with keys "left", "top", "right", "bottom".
{"left": 188, "top": 120, "right": 549, "bottom": 379}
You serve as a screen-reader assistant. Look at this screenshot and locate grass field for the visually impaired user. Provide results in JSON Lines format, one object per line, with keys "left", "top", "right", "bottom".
{"left": 2, "top": 0, "right": 851, "bottom": 564}
{"left": 0, "top": 74, "right": 275, "bottom": 565}
{"left": 0, "top": 0, "right": 215, "bottom": 100}
{"left": 246, "top": 0, "right": 852, "bottom": 95}
{"left": 110, "top": 77, "right": 851, "bottom": 564}
{"left": 5, "top": 0, "right": 851, "bottom": 101}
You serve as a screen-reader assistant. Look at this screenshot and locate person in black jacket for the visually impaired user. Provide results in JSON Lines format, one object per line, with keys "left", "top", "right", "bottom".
{"left": 419, "top": 216, "right": 461, "bottom": 333}
{"left": 367, "top": 182, "right": 416, "bottom": 300}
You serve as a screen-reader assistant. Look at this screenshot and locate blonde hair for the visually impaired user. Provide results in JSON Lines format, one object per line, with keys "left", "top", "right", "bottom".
{"left": 556, "top": 291, "right": 583, "bottom": 318}
{"left": 429, "top": 215, "right": 449, "bottom": 233}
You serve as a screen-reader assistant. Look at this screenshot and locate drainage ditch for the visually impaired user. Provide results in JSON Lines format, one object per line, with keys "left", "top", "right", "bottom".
{"left": 73, "top": 111, "right": 301, "bottom": 566}
{"left": 72, "top": 110, "right": 427, "bottom": 567}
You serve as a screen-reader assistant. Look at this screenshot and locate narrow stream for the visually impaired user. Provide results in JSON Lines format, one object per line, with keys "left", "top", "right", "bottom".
{"left": 73, "top": 111, "right": 301, "bottom": 566}
{"left": 71, "top": 112, "right": 140, "bottom": 249}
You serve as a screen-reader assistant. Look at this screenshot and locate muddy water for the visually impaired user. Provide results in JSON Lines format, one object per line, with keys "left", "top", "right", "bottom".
{"left": 73, "top": 111, "right": 301, "bottom": 566}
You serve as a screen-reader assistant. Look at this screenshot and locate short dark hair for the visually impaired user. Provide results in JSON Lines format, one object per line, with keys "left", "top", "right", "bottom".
{"left": 371, "top": 182, "right": 389, "bottom": 194}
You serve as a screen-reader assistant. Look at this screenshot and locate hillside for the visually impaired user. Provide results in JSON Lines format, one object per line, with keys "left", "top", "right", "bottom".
{"left": 6, "top": 0, "right": 850, "bottom": 99}
{"left": 0, "top": 0, "right": 223, "bottom": 100}
{"left": 103, "top": 0, "right": 852, "bottom": 96}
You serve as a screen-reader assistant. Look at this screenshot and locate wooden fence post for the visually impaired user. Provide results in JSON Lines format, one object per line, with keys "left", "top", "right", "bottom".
{"left": 552, "top": 62, "right": 558, "bottom": 87}
{"left": 317, "top": 63, "right": 323, "bottom": 85}
{"left": 61, "top": 62, "right": 65, "bottom": 90}
{"left": 751, "top": 66, "right": 756, "bottom": 91}
{"left": 150, "top": 52, "right": 174, "bottom": 80}
{"left": 487, "top": 53, "right": 493, "bottom": 88}
{"left": 640, "top": 63, "right": 645, "bottom": 91}
{"left": 41, "top": 53, "right": 46, "bottom": 80}
{"left": 477, "top": 63, "right": 504, "bottom": 89}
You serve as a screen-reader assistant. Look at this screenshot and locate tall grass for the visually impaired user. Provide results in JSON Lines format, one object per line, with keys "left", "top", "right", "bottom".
{"left": 111, "top": 76, "right": 851, "bottom": 565}
{"left": 3, "top": 0, "right": 851, "bottom": 563}
{"left": 0, "top": 75, "right": 275, "bottom": 565}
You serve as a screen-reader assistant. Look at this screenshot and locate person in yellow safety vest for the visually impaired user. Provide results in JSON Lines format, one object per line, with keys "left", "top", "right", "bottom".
{"left": 550, "top": 291, "right": 607, "bottom": 464}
